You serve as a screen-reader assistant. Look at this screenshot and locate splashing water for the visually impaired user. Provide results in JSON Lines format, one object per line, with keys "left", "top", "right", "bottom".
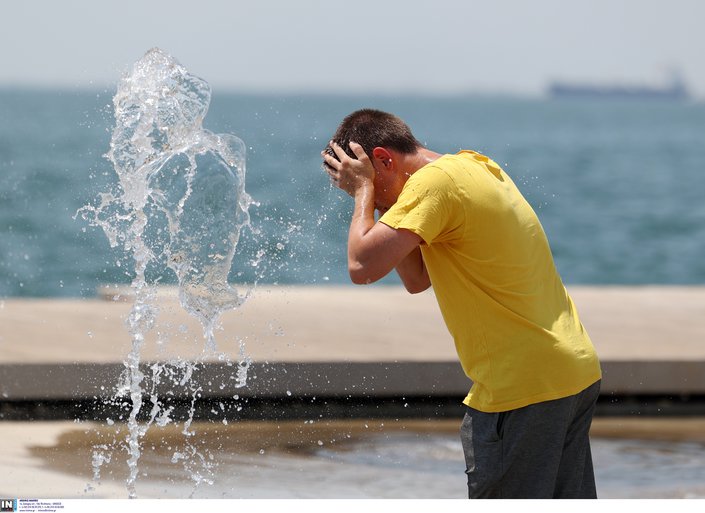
{"left": 79, "top": 48, "right": 253, "bottom": 498}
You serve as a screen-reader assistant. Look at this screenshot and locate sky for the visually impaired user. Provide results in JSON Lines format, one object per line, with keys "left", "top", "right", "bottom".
{"left": 1, "top": 0, "right": 704, "bottom": 98}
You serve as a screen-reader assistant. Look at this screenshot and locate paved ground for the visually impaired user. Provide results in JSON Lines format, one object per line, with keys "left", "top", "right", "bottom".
{"left": 2, "top": 417, "right": 705, "bottom": 499}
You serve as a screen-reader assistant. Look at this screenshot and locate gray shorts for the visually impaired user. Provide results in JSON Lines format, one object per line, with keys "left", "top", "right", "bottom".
{"left": 460, "top": 380, "right": 601, "bottom": 499}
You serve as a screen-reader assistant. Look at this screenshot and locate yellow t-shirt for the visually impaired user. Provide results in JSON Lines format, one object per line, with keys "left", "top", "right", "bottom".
{"left": 379, "top": 150, "right": 601, "bottom": 412}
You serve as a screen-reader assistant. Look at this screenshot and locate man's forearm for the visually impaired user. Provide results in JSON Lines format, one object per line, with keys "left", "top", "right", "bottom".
{"left": 326, "top": 140, "right": 425, "bottom": 286}
{"left": 347, "top": 185, "right": 430, "bottom": 291}
{"left": 395, "top": 246, "right": 431, "bottom": 293}
{"left": 347, "top": 182, "right": 377, "bottom": 282}
{"left": 346, "top": 182, "right": 426, "bottom": 286}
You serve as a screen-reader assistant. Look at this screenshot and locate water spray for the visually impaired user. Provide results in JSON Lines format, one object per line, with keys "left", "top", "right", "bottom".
{"left": 79, "top": 48, "right": 253, "bottom": 498}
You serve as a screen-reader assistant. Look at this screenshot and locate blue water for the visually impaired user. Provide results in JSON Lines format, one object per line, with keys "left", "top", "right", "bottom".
{"left": 1, "top": 90, "right": 704, "bottom": 297}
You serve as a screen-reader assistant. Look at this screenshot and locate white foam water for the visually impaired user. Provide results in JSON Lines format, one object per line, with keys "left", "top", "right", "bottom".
{"left": 79, "top": 48, "right": 253, "bottom": 498}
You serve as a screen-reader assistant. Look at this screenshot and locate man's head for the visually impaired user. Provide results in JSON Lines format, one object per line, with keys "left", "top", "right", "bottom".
{"left": 323, "top": 109, "right": 422, "bottom": 163}
{"left": 323, "top": 109, "right": 434, "bottom": 210}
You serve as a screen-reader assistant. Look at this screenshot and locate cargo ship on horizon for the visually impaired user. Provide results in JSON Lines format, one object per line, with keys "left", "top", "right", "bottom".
{"left": 549, "top": 74, "right": 690, "bottom": 100}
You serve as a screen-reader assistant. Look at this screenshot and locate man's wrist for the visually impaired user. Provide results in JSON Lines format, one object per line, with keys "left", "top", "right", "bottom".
{"left": 353, "top": 180, "right": 374, "bottom": 201}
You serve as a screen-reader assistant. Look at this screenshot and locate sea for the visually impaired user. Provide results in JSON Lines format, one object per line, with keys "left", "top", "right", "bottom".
{"left": 1, "top": 89, "right": 704, "bottom": 298}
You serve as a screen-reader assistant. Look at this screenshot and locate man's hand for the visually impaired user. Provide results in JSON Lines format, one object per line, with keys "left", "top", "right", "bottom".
{"left": 321, "top": 140, "right": 430, "bottom": 292}
{"left": 321, "top": 141, "right": 374, "bottom": 197}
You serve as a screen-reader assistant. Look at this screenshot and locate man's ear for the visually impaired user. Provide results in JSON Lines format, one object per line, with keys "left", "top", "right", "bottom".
{"left": 372, "top": 147, "right": 393, "bottom": 170}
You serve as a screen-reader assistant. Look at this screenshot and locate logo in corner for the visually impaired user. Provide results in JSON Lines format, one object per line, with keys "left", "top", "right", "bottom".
{"left": 0, "top": 499, "right": 16, "bottom": 512}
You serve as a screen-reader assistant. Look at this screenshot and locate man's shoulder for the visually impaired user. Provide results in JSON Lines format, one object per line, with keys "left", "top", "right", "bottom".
{"left": 410, "top": 155, "right": 457, "bottom": 186}
{"left": 409, "top": 153, "right": 479, "bottom": 196}
{"left": 417, "top": 150, "right": 507, "bottom": 186}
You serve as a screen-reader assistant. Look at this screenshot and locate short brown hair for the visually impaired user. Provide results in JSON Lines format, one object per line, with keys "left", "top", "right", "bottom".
{"left": 324, "top": 109, "right": 421, "bottom": 162}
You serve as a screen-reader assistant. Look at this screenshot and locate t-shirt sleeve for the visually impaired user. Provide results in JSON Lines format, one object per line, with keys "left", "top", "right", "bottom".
{"left": 379, "top": 168, "right": 462, "bottom": 245}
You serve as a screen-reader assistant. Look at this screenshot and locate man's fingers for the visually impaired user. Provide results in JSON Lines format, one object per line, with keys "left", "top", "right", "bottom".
{"left": 323, "top": 165, "right": 337, "bottom": 179}
{"left": 323, "top": 164, "right": 339, "bottom": 181}
{"left": 330, "top": 141, "right": 350, "bottom": 162}
{"left": 321, "top": 151, "right": 340, "bottom": 171}
{"left": 348, "top": 141, "right": 369, "bottom": 162}
{"left": 327, "top": 140, "right": 369, "bottom": 164}
{"left": 322, "top": 141, "right": 372, "bottom": 195}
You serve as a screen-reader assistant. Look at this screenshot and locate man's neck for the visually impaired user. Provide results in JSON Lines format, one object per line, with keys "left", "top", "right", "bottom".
{"left": 403, "top": 148, "right": 442, "bottom": 177}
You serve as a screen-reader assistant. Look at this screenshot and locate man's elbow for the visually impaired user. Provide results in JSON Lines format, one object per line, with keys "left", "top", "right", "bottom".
{"left": 403, "top": 280, "right": 432, "bottom": 294}
{"left": 350, "top": 274, "right": 372, "bottom": 285}
{"left": 349, "top": 268, "right": 372, "bottom": 285}
{"left": 348, "top": 262, "right": 380, "bottom": 285}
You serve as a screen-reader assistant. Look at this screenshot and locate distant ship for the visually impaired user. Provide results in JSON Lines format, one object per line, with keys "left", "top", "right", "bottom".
{"left": 549, "top": 73, "right": 690, "bottom": 101}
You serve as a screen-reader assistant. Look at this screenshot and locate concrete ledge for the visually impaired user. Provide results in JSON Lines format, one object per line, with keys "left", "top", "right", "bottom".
{"left": 2, "top": 360, "right": 705, "bottom": 403}
{"left": 0, "top": 361, "right": 468, "bottom": 401}
{"left": 601, "top": 361, "right": 705, "bottom": 395}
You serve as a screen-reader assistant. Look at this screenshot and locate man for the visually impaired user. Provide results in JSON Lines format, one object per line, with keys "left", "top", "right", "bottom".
{"left": 321, "top": 109, "right": 602, "bottom": 499}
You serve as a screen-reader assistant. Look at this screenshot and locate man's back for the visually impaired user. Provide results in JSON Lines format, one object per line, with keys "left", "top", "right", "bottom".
{"left": 380, "top": 150, "right": 601, "bottom": 412}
